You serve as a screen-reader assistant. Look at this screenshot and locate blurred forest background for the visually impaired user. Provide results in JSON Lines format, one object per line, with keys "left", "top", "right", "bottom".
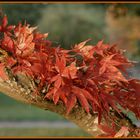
{"left": 0, "top": 3, "right": 140, "bottom": 137}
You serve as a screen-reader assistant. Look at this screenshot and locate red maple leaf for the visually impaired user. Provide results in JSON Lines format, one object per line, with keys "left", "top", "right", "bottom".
{"left": 0, "top": 63, "right": 8, "bottom": 80}
{"left": 0, "top": 15, "right": 15, "bottom": 35}
{"left": 1, "top": 34, "right": 15, "bottom": 54}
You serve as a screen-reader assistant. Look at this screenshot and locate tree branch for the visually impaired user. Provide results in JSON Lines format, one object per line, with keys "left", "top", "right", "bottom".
{"left": 0, "top": 74, "right": 138, "bottom": 137}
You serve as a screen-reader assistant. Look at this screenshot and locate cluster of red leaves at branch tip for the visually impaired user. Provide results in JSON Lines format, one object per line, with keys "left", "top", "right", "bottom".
{"left": 0, "top": 15, "right": 140, "bottom": 127}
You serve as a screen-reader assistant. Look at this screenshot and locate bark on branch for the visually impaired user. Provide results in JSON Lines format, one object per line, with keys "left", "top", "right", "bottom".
{"left": 0, "top": 73, "right": 138, "bottom": 137}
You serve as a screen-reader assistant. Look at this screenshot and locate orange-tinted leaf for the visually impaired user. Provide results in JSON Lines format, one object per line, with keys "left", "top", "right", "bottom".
{"left": 74, "top": 39, "right": 91, "bottom": 50}
{"left": 0, "top": 63, "right": 8, "bottom": 80}
{"left": 34, "top": 32, "right": 48, "bottom": 40}
{"left": 55, "top": 53, "right": 66, "bottom": 73}
{"left": 26, "top": 34, "right": 34, "bottom": 45}
{"left": 50, "top": 75, "right": 59, "bottom": 83}
{"left": 60, "top": 92, "right": 68, "bottom": 105}
{"left": 53, "top": 87, "right": 65, "bottom": 105}
{"left": 30, "top": 63, "right": 42, "bottom": 75}
{"left": 62, "top": 62, "right": 77, "bottom": 79}
{"left": 99, "top": 54, "right": 115, "bottom": 75}
{"left": 0, "top": 15, "right": 14, "bottom": 35}
{"left": 5, "top": 57, "right": 16, "bottom": 67}
{"left": 45, "top": 88, "right": 54, "bottom": 99}
{"left": 72, "top": 86, "right": 90, "bottom": 113}
{"left": 54, "top": 76, "right": 62, "bottom": 93}
{"left": 66, "top": 94, "right": 77, "bottom": 115}
{"left": 97, "top": 40, "right": 104, "bottom": 48}
{"left": 2, "top": 34, "right": 14, "bottom": 53}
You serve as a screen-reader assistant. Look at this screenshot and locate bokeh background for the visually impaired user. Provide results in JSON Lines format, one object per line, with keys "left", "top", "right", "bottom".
{"left": 0, "top": 3, "right": 140, "bottom": 137}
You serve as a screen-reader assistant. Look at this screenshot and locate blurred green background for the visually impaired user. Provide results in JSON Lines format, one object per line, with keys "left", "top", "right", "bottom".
{"left": 0, "top": 3, "right": 140, "bottom": 137}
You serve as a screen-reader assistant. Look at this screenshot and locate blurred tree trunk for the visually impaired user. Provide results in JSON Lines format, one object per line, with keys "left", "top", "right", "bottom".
{"left": 0, "top": 71, "right": 139, "bottom": 137}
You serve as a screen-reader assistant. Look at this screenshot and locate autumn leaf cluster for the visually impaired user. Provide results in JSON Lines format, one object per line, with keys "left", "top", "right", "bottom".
{"left": 0, "top": 16, "right": 140, "bottom": 135}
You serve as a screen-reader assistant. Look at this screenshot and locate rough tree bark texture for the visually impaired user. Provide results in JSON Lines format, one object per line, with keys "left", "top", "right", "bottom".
{"left": 0, "top": 71, "right": 138, "bottom": 137}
